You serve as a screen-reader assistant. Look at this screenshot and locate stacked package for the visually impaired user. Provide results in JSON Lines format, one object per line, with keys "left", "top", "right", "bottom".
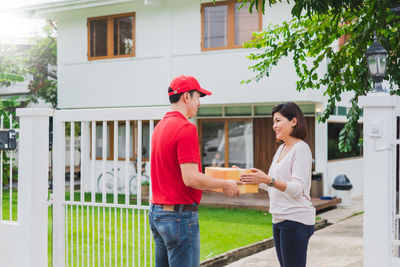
{"left": 204, "top": 167, "right": 258, "bottom": 194}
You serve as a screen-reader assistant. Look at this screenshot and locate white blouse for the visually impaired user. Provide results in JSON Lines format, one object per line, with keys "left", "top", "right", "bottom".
{"left": 261, "top": 140, "right": 315, "bottom": 225}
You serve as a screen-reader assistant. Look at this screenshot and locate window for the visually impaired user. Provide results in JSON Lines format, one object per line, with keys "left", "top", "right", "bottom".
{"left": 116, "top": 122, "right": 135, "bottom": 160}
{"left": 95, "top": 122, "right": 113, "bottom": 160}
{"left": 329, "top": 105, "right": 349, "bottom": 116}
{"left": 328, "top": 122, "right": 363, "bottom": 160}
{"left": 199, "top": 119, "right": 253, "bottom": 170}
{"left": 88, "top": 13, "right": 135, "bottom": 60}
{"left": 201, "top": 1, "right": 262, "bottom": 50}
{"left": 337, "top": 106, "right": 347, "bottom": 116}
{"left": 91, "top": 121, "right": 155, "bottom": 160}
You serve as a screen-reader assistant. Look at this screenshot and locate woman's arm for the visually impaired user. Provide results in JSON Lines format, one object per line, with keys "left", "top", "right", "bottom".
{"left": 241, "top": 144, "right": 312, "bottom": 195}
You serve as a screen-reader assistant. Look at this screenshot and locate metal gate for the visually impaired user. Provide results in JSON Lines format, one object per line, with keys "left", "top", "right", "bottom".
{"left": 51, "top": 107, "right": 168, "bottom": 267}
{"left": 0, "top": 113, "right": 18, "bottom": 223}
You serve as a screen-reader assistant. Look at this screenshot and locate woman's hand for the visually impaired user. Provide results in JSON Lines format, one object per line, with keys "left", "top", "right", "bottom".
{"left": 240, "top": 168, "right": 269, "bottom": 185}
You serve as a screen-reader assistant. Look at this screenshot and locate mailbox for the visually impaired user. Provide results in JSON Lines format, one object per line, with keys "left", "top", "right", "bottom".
{"left": 0, "top": 130, "right": 17, "bottom": 150}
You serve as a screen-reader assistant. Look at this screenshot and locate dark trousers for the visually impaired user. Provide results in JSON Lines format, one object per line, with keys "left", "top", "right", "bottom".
{"left": 273, "top": 220, "right": 314, "bottom": 267}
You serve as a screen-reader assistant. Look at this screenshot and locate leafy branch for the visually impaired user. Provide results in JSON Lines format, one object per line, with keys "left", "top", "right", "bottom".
{"left": 243, "top": 0, "right": 399, "bottom": 152}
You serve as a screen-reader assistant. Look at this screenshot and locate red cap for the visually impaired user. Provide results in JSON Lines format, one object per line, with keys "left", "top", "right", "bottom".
{"left": 168, "top": 75, "right": 212, "bottom": 97}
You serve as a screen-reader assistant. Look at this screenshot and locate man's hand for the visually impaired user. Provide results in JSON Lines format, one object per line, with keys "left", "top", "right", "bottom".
{"left": 223, "top": 179, "right": 241, "bottom": 197}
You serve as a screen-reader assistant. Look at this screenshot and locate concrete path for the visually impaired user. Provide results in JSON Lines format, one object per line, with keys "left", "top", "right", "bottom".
{"left": 226, "top": 196, "right": 364, "bottom": 267}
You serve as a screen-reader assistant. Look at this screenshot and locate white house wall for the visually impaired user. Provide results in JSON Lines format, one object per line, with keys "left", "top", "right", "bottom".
{"left": 55, "top": 0, "right": 324, "bottom": 109}
{"left": 327, "top": 158, "right": 363, "bottom": 197}
{"left": 36, "top": 0, "right": 365, "bottom": 197}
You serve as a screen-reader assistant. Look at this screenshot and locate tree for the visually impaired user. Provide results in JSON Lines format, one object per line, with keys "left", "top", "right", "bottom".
{"left": 237, "top": 0, "right": 399, "bottom": 152}
{"left": 238, "top": 0, "right": 364, "bottom": 18}
{"left": 24, "top": 22, "right": 57, "bottom": 108}
{"left": 0, "top": 44, "right": 23, "bottom": 128}
{"left": 0, "top": 43, "right": 24, "bottom": 87}
{"left": 0, "top": 21, "right": 57, "bottom": 108}
{"left": 0, "top": 72, "right": 23, "bottom": 129}
{"left": 0, "top": 72, "right": 21, "bottom": 186}
{"left": 0, "top": 73, "right": 24, "bottom": 83}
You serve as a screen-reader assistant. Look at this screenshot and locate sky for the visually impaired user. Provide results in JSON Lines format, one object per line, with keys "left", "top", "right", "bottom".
{"left": 0, "top": 0, "right": 51, "bottom": 40}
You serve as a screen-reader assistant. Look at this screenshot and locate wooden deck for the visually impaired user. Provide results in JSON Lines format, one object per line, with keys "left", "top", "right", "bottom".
{"left": 200, "top": 192, "right": 341, "bottom": 212}
{"left": 311, "top": 197, "right": 342, "bottom": 211}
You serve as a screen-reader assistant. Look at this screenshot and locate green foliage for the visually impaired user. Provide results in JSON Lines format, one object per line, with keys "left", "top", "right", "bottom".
{"left": 24, "top": 22, "right": 57, "bottom": 108}
{"left": 237, "top": 0, "right": 364, "bottom": 18}
{"left": 0, "top": 44, "right": 24, "bottom": 87}
{"left": 141, "top": 180, "right": 150, "bottom": 186}
{"left": 242, "top": 0, "right": 400, "bottom": 152}
{"left": 0, "top": 23, "right": 57, "bottom": 186}
{"left": 0, "top": 96, "right": 20, "bottom": 186}
{"left": 0, "top": 21, "right": 57, "bottom": 108}
{"left": 328, "top": 122, "right": 362, "bottom": 160}
{"left": 0, "top": 96, "right": 20, "bottom": 130}
{"left": 65, "top": 121, "right": 81, "bottom": 137}
{"left": 0, "top": 73, "right": 23, "bottom": 83}
{"left": 0, "top": 46, "right": 22, "bottom": 187}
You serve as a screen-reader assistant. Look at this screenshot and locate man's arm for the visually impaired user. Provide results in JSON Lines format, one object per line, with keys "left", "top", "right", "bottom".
{"left": 180, "top": 163, "right": 240, "bottom": 197}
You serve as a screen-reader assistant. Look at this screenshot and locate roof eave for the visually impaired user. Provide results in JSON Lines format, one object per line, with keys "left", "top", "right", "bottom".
{"left": 8, "top": 0, "right": 145, "bottom": 18}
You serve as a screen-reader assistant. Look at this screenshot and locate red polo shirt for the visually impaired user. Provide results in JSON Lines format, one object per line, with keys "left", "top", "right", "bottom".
{"left": 150, "top": 111, "right": 202, "bottom": 204}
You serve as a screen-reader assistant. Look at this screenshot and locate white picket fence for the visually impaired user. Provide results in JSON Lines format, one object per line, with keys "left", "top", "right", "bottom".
{"left": 0, "top": 106, "right": 169, "bottom": 267}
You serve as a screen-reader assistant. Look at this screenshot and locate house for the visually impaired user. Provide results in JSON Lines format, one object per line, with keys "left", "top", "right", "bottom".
{"left": 18, "top": 0, "right": 363, "bottom": 197}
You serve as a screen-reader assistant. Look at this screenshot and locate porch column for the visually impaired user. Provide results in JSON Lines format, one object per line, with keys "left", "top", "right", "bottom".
{"left": 359, "top": 94, "right": 400, "bottom": 266}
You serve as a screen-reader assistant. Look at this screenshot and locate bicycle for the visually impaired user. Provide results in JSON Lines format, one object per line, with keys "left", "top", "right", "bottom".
{"left": 97, "top": 162, "right": 149, "bottom": 195}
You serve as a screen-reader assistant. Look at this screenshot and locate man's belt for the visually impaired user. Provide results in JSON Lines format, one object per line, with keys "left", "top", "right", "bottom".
{"left": 155, "top": 204, "right": 198, "bottom": 212}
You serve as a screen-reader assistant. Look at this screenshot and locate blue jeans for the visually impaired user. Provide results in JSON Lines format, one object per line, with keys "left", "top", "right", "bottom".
{"left": 149, "top": 204, "right": 200, "bottom": 267}
{"left": 273, "top": 220, "right": 314, "bottom": 267}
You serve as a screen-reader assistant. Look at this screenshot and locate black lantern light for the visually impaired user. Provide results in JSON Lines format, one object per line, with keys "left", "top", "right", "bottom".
{"left": 365, "top": 33, "right": 388, "bottom": 93}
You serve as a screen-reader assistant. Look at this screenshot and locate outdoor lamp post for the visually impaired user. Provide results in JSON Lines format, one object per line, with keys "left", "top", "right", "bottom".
{"left": 365, "top": 34, "right": 388, "bottom": 93}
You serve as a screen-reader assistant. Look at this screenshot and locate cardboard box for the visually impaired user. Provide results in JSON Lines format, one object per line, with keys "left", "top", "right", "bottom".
{"left": 204, "top": 167, "right": 258, "bottom": 194}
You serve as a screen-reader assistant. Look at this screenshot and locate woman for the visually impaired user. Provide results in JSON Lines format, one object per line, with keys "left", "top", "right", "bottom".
{"left": 241, "top": 102, "right": 315, "bottom": 267}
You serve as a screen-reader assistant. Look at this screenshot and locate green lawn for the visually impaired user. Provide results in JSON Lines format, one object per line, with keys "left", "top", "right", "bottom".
{"left": 0, "top": 187, "right": 17, "bottom": 221}
{"left": 199, "top": 207, "right": 273, "bottom": 260}
{"left": 2, "top": 191, "right": 274, "bottom": 266}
